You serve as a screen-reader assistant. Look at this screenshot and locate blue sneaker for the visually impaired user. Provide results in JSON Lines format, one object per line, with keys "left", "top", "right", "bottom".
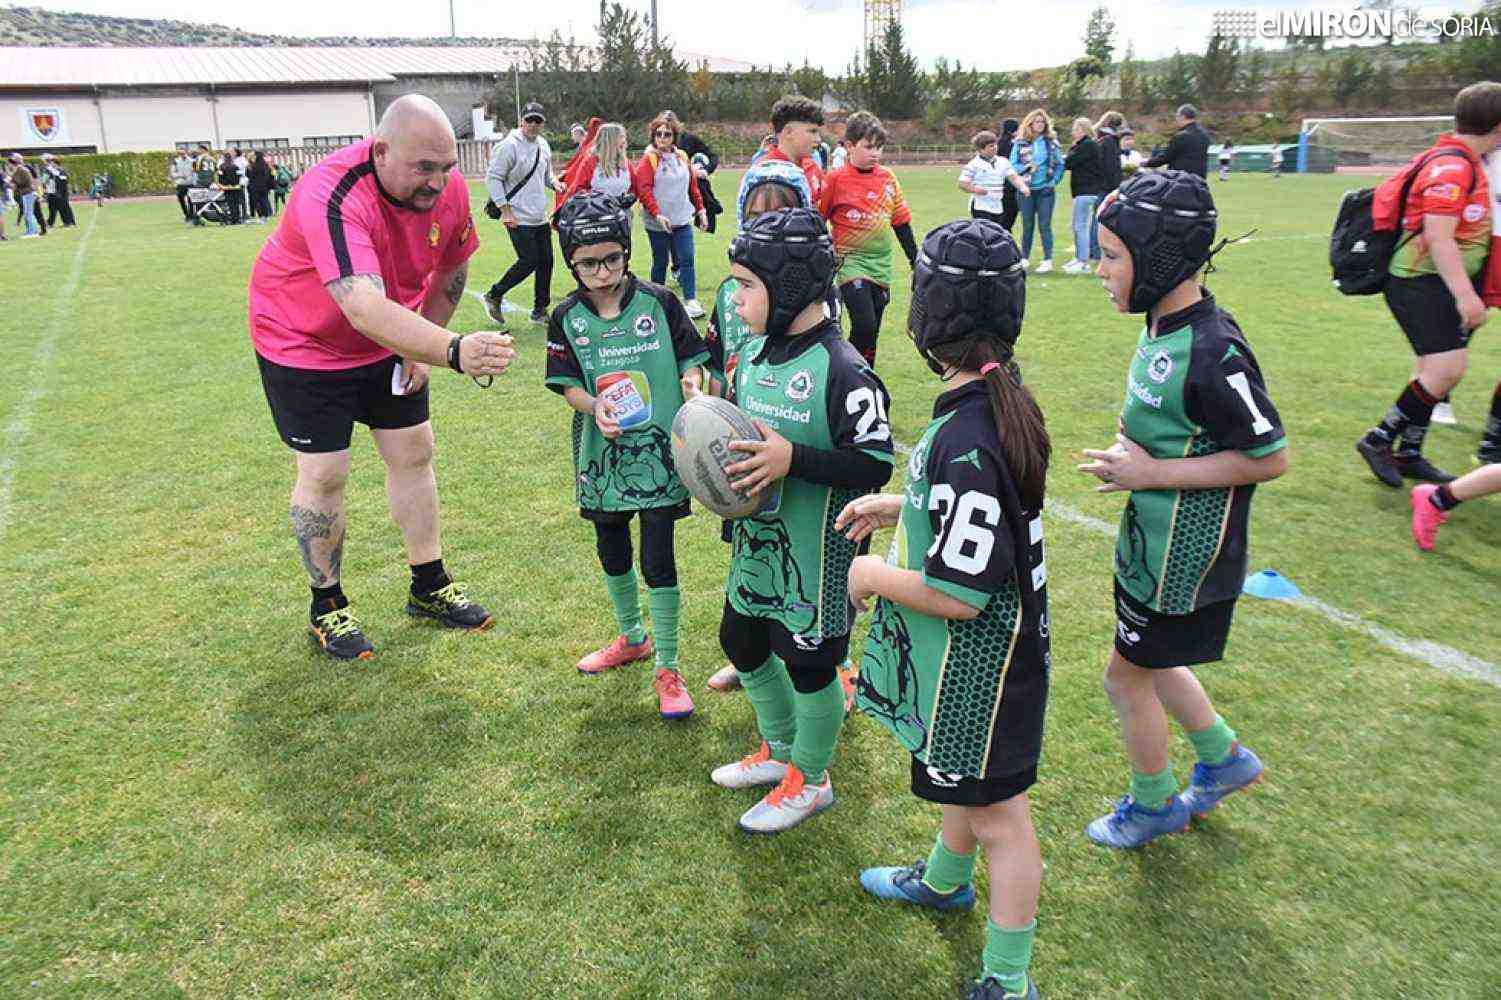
{"left": 859, "top": 859, "right": 976, "bottom": 912}
{"left": 1181, "top": 743, "right": 1264, "bottom": 817}
{"left": 967, "top": 973, "right": 1041, "bottom": 999}
{"left": 1085, "top": 794, "right": 1190, "bottom": 849}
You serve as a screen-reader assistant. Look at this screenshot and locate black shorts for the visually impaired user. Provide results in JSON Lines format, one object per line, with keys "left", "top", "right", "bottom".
{"left": 1384, "top": 274, "right": 1474, "bottom": 356}
{"left": 1113, "top": 580, "right": 1236, "bottom": 669}
{"left": 719, "top": 599, "right": 850, "bottom": 674}
{"left": 580, "top": 499, "right": 692, "bottom": 526}
{"left": 257, "top": 352, "right": 429, "bottom": 453}
{"left": 911, "top": 756, "right": 1037, "bottom": 806}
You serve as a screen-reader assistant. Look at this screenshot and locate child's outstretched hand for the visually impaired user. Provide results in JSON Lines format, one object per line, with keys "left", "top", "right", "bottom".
{"left": 1078, "top": 433, "right": 1155, "bottom": 493}
{"left": 594, "top": 396, "right": 622, "bottom": 440}
{"left": 725, "top": 419, "right": 792, "bottom": 496}
{"left": 835, "top": 493, "right": 903, "bottom": 542}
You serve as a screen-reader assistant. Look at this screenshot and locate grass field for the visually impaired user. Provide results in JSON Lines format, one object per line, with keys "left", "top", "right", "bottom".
{"left": 2, "top": 167, "right": 1499, "bottom": 1000}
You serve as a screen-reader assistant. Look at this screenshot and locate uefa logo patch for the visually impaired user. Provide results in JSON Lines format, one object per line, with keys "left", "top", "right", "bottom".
{"left": 1147, "top": 350, "right": 1173, "bottom": 385}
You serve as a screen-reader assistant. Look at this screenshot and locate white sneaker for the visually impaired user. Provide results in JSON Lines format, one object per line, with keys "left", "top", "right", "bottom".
{"left": 711, "top": 741, "right": 789, "bottom": 790}
{"left": 1432, "top": 401, "right": 1458, "bottom": 426}
{"left": 684, "top": 298, "right": 706, "bottom": 319}
{"left": 1018, "top": 259, "right": 1030, "bottom": 271}
{"left": 1035, "top": 259, "right": 1053, "bottom": 274}
{"left": 1062, "top": 260, "right": 1086, "bottom": 274}
{"left": 738, "top": 765, "right": 834, "bottom": 834}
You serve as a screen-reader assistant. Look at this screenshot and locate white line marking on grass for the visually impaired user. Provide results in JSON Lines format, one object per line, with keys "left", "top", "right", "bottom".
{"left": 0, "top": 209, "right": 97, "bottom": 538}
{"left": 894, "top": 439, "right": 1501, "bottom": 687}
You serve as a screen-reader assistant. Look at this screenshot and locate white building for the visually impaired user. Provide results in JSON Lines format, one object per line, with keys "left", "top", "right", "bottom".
{"left": 0, "top": 46, "right": 753, "bottom": 154}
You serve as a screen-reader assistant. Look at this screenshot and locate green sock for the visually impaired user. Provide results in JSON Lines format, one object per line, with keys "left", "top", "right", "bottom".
{"left": 646, "top": 586, "right": 680, "bottom": 670}
{"left": 1130, "top": 766, "right": 1179, "bottom": 812}
{"left": 737, "top": 656, "right": 796, "bottom": 761}
{"left": 1186, "top": 715, "right": 1237, "bottom": 766}
{"left": 981, "top": 918, "right": 1035, "bottom": 994}
{"left": 602, "top": 570, "right": 647, "bottom": 644}
{"left": 789, "top": 676, "right": 845, "bottom": 781}
{"left": 922, "top": 830, "right": 976, "bottom": 894}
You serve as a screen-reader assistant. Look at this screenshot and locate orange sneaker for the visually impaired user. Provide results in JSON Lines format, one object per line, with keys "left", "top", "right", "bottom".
{"left": 653, "top": 667, "right": 695, "bottom": 719}
{"left": 838, "top": 659, "right": 859, "bottom": 715}
{"left": 710, "top": 740, "right": 789, "bottom": 789}
{"left": 576, "top": 633, "right": 654, "bottom": 674}
{"left": 706, "top": 663, "right": 742, "bottom": 692}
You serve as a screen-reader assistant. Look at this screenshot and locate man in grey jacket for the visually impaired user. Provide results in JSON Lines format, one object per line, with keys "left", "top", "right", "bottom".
{"left": 483, "top": 101, "right": 559, "bottom": 326}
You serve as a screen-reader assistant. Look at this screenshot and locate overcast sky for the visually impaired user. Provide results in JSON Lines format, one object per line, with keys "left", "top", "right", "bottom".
{"left": 21, "top": 0, "right": 1489, "bottom": 71}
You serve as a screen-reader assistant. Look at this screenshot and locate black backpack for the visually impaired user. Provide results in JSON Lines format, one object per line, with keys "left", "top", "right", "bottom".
{"left": 1330, "top": 148, "right": 1473, "bottom": 296}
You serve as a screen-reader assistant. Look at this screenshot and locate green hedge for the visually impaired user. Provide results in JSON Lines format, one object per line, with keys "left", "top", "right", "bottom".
{"left": 54, "top": 150, "right": 177, "bottom": 197}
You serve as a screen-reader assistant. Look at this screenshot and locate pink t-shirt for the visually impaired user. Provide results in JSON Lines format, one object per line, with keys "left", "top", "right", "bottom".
{"left": 249, "top": 138, "right": 480, "bottom": 371}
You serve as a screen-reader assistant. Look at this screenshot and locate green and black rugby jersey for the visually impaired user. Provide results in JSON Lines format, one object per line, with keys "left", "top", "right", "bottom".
{"left": 857, "top": 380, "right": 1050, "bottom": 781}
{"left": 1115, "top": 290, "right": 1286, "bottom": 615}
{"left": 545, "top": 274, "right": 710, "bottom": 515}
{"left": 726, "top": 319, "right": 894, "bottom": 641}
{"left": 704, "top": 276, "right": 752, "bottom": 389}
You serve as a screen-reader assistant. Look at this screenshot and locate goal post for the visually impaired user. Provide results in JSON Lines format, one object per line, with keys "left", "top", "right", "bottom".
{"left": 1298, "top": 115, "right": 1454, "bottom": 173}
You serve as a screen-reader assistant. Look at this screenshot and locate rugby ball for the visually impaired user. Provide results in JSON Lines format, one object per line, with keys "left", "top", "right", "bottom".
{"left": 671, "top": 395, "right": 764, "bottom": 518}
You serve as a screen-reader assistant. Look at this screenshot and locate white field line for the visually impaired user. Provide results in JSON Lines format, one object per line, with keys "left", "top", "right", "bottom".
{"left": 891, "top": 439, "right": 1501, "bottom": 687}
{"left": 0, "top": 209, "right": 98, "bottom": 538}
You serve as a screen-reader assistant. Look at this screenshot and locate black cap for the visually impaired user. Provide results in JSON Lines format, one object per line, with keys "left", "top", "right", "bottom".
{"left": 522, "top": 101, "right": 546, "bottom": 123}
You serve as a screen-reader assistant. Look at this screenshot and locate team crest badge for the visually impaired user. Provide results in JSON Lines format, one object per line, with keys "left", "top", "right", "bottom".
{"left": 1147, "top": 350, "right": 1173, "bottom": 385}
{"left": 635, "top": 315, "right": 656, "bottom": 337}
{"left": 1464, "top": 202, "right": 1486, "bottom": 223}
{"left": 571, "top": 316, "right": 588, "bottom": 334}
{"left": 27, "top": 109, "right": 60, "bottom": 142}
{"left": 459, "top": 217, "right": 473, "bottom": 244}
{"left": 428, "top": 221, "right": 441, "bottom": 248}
{"left": 785, "top": 369, "right": 815, "bottom": 402}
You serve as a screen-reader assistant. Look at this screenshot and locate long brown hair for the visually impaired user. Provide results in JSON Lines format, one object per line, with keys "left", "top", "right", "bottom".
{"left": 927, "top": 339, "right": 1050, "bottom": 509}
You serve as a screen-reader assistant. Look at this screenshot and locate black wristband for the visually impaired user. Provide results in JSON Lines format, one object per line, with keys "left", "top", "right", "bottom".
{"left": 447, "top": 334, "right": 464, "bottom": 373}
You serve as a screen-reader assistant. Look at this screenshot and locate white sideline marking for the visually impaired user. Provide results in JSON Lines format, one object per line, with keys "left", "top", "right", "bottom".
{"left": 893, "top": 440, "right": 1501, "bottom": 687}
{"left": 0, "top": 209, "right": 98, "bottom": 538}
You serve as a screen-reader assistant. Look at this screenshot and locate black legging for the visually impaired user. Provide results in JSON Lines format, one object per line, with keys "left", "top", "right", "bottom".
{"left": 250, "top": 190, "right": 272, "bottom": 219}
{"left": 490, "top": 223, "right": 554, "bottom": 314}
{"left": 593, "top": 512, "right": 678, "bottom": 588}
{"left": 1001, "top": 183, "right": 1020, "bottom": 232}
{"left": 176, "top": 184, "right": 192, "bottom": 220}
{"left": 840, "top": 280, "right": 890, "bottom": 368}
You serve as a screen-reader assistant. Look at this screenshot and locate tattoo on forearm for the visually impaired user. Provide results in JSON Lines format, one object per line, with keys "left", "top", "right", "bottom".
{"left": 290, "top": 504, "right": 338, "bottom": 586}
{"left": 325, "top": 273, "right": 386, "bottom": 303}
{"left": 443, "top": 265, "right": 467, "bottom": 306}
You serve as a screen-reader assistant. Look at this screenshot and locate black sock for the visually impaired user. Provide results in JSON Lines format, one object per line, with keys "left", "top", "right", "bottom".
{"left": 1373, "top": 379, "right": 1438, "bottom": 456}
{"left": 311, "top": 583, "right": 347, "bottom": 616}
{"left": 1430, "top": 484, "right": 1462, "bottom": 511}
{"left": 410, "top": 559, "right": 450, "bottom": 595}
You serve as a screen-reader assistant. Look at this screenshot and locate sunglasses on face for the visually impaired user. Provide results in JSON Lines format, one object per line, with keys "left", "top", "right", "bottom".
{"left": 524, "top": 116, "right": 544, "bottom": 124}
{"left": 574, "top": 251, "right": 627, "bottom": 275}
{"left": 654, "top": 129, "right": 674, "bottom": 138}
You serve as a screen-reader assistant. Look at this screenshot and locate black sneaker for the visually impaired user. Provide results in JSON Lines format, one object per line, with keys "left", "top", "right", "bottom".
{"left": 308, "top": 604, "right": 375, "bottom": 661}
{"left": 481, "top": 290, "right": 507, "bottom": 326}
{"left": 1477, "top": 442, "right": 1501, "bottom": 466}
{"left": 406, "top": 581, "right": 494, "bottom": 631}
{"left": 529, "top": 308, "right": 548, "bottom": 326}
{"left": 967, "top": 974, "right": 1041, "bottom": 1000}
{"left": 1355, "top": 437, "right": 1403, "bottom": 488}
{"left": 1394, "top": 455, "right": 1457, "bottom": 484}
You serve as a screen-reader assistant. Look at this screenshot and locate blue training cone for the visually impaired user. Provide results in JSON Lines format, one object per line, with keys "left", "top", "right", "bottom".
{"left": 1243, "top": 569, "right": 1301, "bottom": 601}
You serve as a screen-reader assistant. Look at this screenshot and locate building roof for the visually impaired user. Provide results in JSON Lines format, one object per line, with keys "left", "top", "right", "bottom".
{"left": 0, "top": 45, "right": 755, "bottom": 89}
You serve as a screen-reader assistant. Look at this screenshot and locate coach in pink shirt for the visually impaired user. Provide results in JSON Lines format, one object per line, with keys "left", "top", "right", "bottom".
{"left": 250, "top": 95, "right": 515, "bottom": 662}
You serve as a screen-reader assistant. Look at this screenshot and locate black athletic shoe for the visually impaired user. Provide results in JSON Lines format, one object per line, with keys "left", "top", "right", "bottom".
{"left": 406, "top": 581, "right": 494, "bottom": 631}
{"left": 308, "top": 604, "right": 375, "bottom": 661}
{"left": 967, "top": 975, "right": 1041, "bottom": 1000}
{"left": 529, "top": 308, "right": 548, "bottom": 326}
{"left": 1356, "top": 437, "right": 1403, "bottom": 488}
{"left": 1394, "top": 455, "right": 1457, "bottom": 484}
{"left": 482, "top": 290, "right": 507, "bottom": 326}
{"left": 1477, "top": 443, "right": 1501, "bottom": 466}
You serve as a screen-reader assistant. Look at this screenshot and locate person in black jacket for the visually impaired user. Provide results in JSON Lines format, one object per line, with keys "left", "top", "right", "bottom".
{"left": 41, "top": 154, "right": 75, "bottom": 227}
{"left": 663, "top": 111, "right": 724, "bottom": 234}
{"left": 216, "top": 152, "right": 242, "bottom": 225}
{"left": 247, "top": 151, "right": 274, "bottom": 223}
{"left": 997, "top": 117, "right": 1021, "bottom": 232}
{"left": 1145, "top": 104, "right": 1211, "bottom": 178}
{"left": 1063, "top": 117, "right": 1106, "bottom": 274}
{"left": 1091, "top": 111, "right": 1125, "bottom": 267}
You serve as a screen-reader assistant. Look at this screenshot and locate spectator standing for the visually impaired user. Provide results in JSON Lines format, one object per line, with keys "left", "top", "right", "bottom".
{"left": 675, "top": 120, "right": 724, "bottom": 234}
{"left": 1145, "top": 104, "right": 1211, "bottom": 177}
{"left": 1009, "top": 109, "right": 1065, "bottom": 272}
{"left": 247, "top": 151, "right": 274, "bottom": 223}
{"left": 1270, "top": 142, "right": 1284, "bottom": 178}
{"left": 41, "top": 155, "right": 74, "bottom": 228}
{"left": 634, "top": 112, "right": 708, "bottom": 318}
{"left": 272, "top": 156, "right": 293, "bottom": 212}
{"left": 1120, "top": 130, "right": 1144, "bottom": 174}
{"left": 193, "top": 144, "right": 217, "bottom": 187}
{"left": 997, "top": 117, "right": 1022, "bottom": 231}
{"left": 830, "top": 141, "right": 848, "bottom": 171}
{"left": 170, "top": 151, "right": 195, "bottom": 222}
{"left": 559, "top": 121, "right": 638, "bottom": 217}
{"left": 1218, "top": 139, "right": 1234, "bottom": 181}
{"left": 232, "top": 147, "right": 250, "bottom": 219}
{"left": 9, "top": 153, "right": 38, "bottom": 237}
{"left": 482, "top": 101, "right": 558, "bottom": 327}
{"left": 217, "top": 152, "right": 243, "bottom": 225}
{"left": 1063, "top": 117, "right": 1106, "bottom": 274}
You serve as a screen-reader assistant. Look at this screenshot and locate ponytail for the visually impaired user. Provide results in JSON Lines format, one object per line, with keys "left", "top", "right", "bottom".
{"left": 930, "top": 339, "right": 1050, "bottom": 509}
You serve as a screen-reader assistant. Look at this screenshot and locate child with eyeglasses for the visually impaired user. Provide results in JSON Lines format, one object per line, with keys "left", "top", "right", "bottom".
{"left": 544, "top": 193, "right": 711, "bottom": 721}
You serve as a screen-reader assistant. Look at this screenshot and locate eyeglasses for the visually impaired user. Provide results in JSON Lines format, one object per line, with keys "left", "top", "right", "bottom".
{"left": 573, "top": 251, "right": 627, "bottom": 275}
{"left": 654, "top": 129, "right": 674, "bottom": 138}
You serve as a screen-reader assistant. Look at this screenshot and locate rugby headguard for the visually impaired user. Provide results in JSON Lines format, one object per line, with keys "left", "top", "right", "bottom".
{"left": 735, "top": 159, "right": 812, "bottom": 232}
{"left": 556, "top": 191, "right": 632, "bottom": 271}
{"left": 727, "top": 207, "right": 835, "bottom": 342}
{"left": 909, "top": 219, "right": 1026, "bottom": 374}
{"left": 1096, "top": 169, "right": 1217, "bottom": 313}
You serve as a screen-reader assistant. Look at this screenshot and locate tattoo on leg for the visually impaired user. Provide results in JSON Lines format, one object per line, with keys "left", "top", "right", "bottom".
{"left": 444, "top": 264, "right": 468, "bottom": 306}
{"left": 328, "top": 528, "right": 344, "bottom": 582}
{"left": 290, "top": 504, "right": 337, "bottom": 586}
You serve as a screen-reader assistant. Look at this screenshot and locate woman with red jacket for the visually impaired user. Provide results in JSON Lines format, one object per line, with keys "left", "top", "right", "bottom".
{"left": 634, "top": 113, "right": 708, "bottom": 318}
{"left": 560, "top": 123, "right": 640, "bottom": 217}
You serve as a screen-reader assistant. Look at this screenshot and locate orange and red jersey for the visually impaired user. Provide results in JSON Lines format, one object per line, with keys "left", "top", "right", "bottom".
{"left": 1387, "top": 134, "right": 1491, "bottom": 280}
{"left": 818, "top": 163, "right": 912, "bottom": 287}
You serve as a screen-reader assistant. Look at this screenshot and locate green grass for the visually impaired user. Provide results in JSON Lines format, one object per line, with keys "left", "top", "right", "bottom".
{"left": 1, "top": 169, "right": 1498, "bottom": 999}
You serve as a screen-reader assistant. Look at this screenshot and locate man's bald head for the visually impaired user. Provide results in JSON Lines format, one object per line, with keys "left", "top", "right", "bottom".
{"left": 372, "top": 95, "right": 458, "bottom": 211}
